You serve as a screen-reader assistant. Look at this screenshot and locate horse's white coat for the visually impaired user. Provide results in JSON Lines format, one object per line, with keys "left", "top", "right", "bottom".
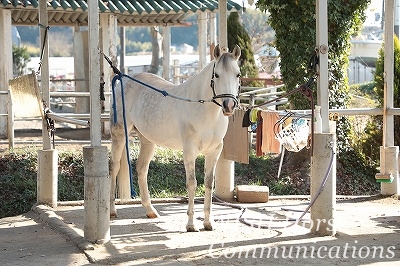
{"left": 110, "top": 45, "right": 241, "bottom": 232}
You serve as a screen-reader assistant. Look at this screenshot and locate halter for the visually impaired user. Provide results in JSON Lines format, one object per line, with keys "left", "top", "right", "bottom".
{"left": 209, "top": 63, "right": 240, "bottom": 108}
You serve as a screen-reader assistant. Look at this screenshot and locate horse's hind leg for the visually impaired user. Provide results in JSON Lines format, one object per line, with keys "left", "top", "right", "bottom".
{"left": 203, "top": 142, "right": 224, "bottom": 231}
{"left": 136, "top": 133, "right": 159, "bottom": 218}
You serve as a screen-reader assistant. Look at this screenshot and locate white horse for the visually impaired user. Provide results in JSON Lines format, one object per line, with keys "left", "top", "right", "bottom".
{"left": 110, "top": 45, "right": 241, "bottom": 232}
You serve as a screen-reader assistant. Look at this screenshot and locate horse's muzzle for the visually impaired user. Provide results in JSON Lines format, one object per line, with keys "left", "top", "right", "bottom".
{"left": 222, "top": 98, "right": 237, "bottom": 116}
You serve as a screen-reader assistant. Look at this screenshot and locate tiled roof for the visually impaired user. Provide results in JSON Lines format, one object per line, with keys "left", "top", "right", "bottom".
{"left": 0, "top": 0, "right": 242, "bottom": 25}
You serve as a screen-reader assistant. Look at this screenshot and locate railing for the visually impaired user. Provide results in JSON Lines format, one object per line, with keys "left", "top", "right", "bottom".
{"left": 0, "top": 78, "right": 112, "bottom": 147}
{"left": 2, "top": 74, "right": 400, "bottom": 150}
{"left": 239, "top": 84, "right": 287, "bottom": 108}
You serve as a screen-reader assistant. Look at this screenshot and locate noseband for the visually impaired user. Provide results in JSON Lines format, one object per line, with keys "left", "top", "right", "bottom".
{"left": 209, "top": 63, "right": 240, "bottom": 108}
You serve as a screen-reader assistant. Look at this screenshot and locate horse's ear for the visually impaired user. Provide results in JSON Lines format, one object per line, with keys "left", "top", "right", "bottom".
{"left": 214, "top": 44, "right": 221, "bottom": 60}
{"left": 232, "top": 45, "right": 241, "bottom": 60}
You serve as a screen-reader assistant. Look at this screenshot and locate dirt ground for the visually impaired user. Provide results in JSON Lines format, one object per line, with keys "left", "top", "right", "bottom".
{"left": 1, "top": 123, "right": 399, "bottom": 265}
{"left": 1, "top": 195, "right": 398, "bottom": 266}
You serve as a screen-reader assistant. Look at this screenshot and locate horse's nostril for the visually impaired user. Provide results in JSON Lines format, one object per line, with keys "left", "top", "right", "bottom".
{"left": 223, "top": 99, "right": 236, "bottom": 110}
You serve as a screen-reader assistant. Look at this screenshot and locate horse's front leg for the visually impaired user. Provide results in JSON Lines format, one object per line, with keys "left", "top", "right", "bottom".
{"left": 109, "top": 125, "right": 126, "bottom": 218}
{"left": 203, "top": 142, "right": 223, "bottom": 231}
{"left": 137, "top": 134, "right": 159, "bottom": 218}
{"left": 183, "top": 149, "right": 198, "bottom": 232}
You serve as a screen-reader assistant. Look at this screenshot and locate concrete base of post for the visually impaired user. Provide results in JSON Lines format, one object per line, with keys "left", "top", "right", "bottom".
{"left": 310, "top": 133, "right": 336, "bottom": 236}
{"left": 83, "top": 146, "right": 110, "bottom": 244}
{"left": 215, "top": 157, "right": 234, "bottom": 201}
{"left": 37, "top": 149, "right": 58, "bottom": 208}
{"left": 380, "top": 146, "right": 399, "bottom": 195}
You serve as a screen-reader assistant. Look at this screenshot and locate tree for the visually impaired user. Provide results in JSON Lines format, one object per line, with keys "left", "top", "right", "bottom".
{"left": 241, "top": 8, "right": 275, "bottom": 54}
{"left": 256, "top": 0, "right": 370, "bottom": 152}
{"left": 12, "top": 45, "right": 31, "bottom": 76}
{"left": 148, "top": 26, "right": 161, "bottom": 74}
{"left": 227, "top": 12, "right": 258, "bottom": 80}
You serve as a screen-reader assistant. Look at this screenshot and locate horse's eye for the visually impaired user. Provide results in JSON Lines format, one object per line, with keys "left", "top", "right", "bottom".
{"left": 237, "top": 74, "right": 241, "bottom": 78}
{"left": 215, "top": 74, "right": 219, "bottom": 78}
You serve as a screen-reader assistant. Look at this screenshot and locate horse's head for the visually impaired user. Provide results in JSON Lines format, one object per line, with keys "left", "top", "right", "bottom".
{"left": 210, "top": 44, "right": 241, "bottom": 116}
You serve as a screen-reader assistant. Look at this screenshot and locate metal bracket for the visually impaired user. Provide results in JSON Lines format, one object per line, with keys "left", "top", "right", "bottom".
{"left": 319, "top": 44, "right": 329, "bottom": 54}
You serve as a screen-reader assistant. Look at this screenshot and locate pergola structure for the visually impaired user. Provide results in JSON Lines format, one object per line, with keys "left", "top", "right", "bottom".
{"left": 0, "top": 0, "right": 242, "bottom": 133}
{"left": 0, "top": 0, "right": 398, "bottom": 244}
{"left": 0, "top": 0, "right": 241, "bottom": 25}
{"left": 0, "top": 0, "right": 241, "bottom": 243}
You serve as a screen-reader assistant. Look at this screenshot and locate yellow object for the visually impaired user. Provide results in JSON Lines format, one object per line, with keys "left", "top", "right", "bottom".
{"left": 250, "top": 108, "right": 260, "bottom": 123}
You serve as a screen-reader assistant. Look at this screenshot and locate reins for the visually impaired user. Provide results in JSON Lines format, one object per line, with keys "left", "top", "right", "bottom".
{"left": 103, "top": 53, "right": 238, "bottom": 107}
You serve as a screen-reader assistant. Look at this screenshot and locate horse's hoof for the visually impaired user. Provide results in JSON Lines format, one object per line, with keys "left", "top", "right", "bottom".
{"left": 186, "top": 225, "right": 200, "bottom": 232}
{"left": 203, "top": 222, "right": 214, "bottom": 231}
{"left": 146, "top": 211, "right": 159, "bottom": 219}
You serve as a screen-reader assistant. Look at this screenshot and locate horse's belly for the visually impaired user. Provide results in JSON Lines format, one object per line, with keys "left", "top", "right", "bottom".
{"left": 135, "top": 123, "right": 184, "bottom": 150}
{"left": 135, "top": 120, "right": 226, "bottom": 154}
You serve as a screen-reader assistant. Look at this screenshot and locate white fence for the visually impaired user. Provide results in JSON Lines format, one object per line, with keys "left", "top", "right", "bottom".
{"left": 2, "top": 72, "right": 400, "bottom": 149}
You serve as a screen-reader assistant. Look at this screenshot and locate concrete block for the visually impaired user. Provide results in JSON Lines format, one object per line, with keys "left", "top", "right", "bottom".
{"left": 236, "top": 185, "right": 269, "bottom": 203}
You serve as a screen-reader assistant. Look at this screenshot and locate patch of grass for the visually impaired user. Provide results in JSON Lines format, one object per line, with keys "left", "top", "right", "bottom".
{"left": 58, "top": 150, "right": 84, "bottom": 201}
{"left": 131, "top": 145, "right": 205, "bottom": 198}
{"left": 1, "top": 141, "right": 380, "bottom": 219}
{"left": 0, "top": 148, "right": 37, "bottom": 218}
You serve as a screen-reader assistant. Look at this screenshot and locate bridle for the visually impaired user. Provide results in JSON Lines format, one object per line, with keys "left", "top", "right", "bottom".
{"left": 209, "top": 63, "right": 240, "bottom": 108}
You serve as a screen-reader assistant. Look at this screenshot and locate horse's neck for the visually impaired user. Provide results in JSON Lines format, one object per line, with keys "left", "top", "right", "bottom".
{"left": 178, "top": 62, "right": 214, "bottom": 99}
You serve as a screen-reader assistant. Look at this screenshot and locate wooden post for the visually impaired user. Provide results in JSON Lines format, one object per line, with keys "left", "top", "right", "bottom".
{"left": 209, "top": 12, "right": 217, "bottom": 61}
{"left": 84, "top": 0, "right": 110, "bottom": 244}
{"left": 198, "top": 11, "right": 207, "bottom": 71}
{"left": 73, "top": 28, "right": 90, "bottom": 117}
{"left": 310, "top": 133, "right": 336, "bottom": 236}
{"left": 310, "top": 0, "right": 336, "bottom": 236}
{"left": 37, "top": 0, "right": 58, "bottom": 208}
{"left": 380, "top": 0, "right": 399, "bottom": 195}
{"left": 162, "top": 26, "right": 171, "bottom": 81}
{"left": 173, "top": 60, "right": 180, "bottom": 84}
{"left": 0, "top": 9, "right": 12, "bottom": 137}
{"left": 215, "top": 0, "right": 235, "bottom": 201}
{"left": 218, "top": 0, "right": 228, "bottom": 48}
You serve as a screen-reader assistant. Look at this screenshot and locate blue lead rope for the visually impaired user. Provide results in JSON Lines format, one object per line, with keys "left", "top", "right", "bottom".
{"left": 112, "top": 74, "right": 136, "bottom": 198}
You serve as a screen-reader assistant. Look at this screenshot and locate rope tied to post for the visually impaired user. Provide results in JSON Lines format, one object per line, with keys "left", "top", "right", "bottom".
{"left": 36, "top": 23, "right": 50, "bottom": 76}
